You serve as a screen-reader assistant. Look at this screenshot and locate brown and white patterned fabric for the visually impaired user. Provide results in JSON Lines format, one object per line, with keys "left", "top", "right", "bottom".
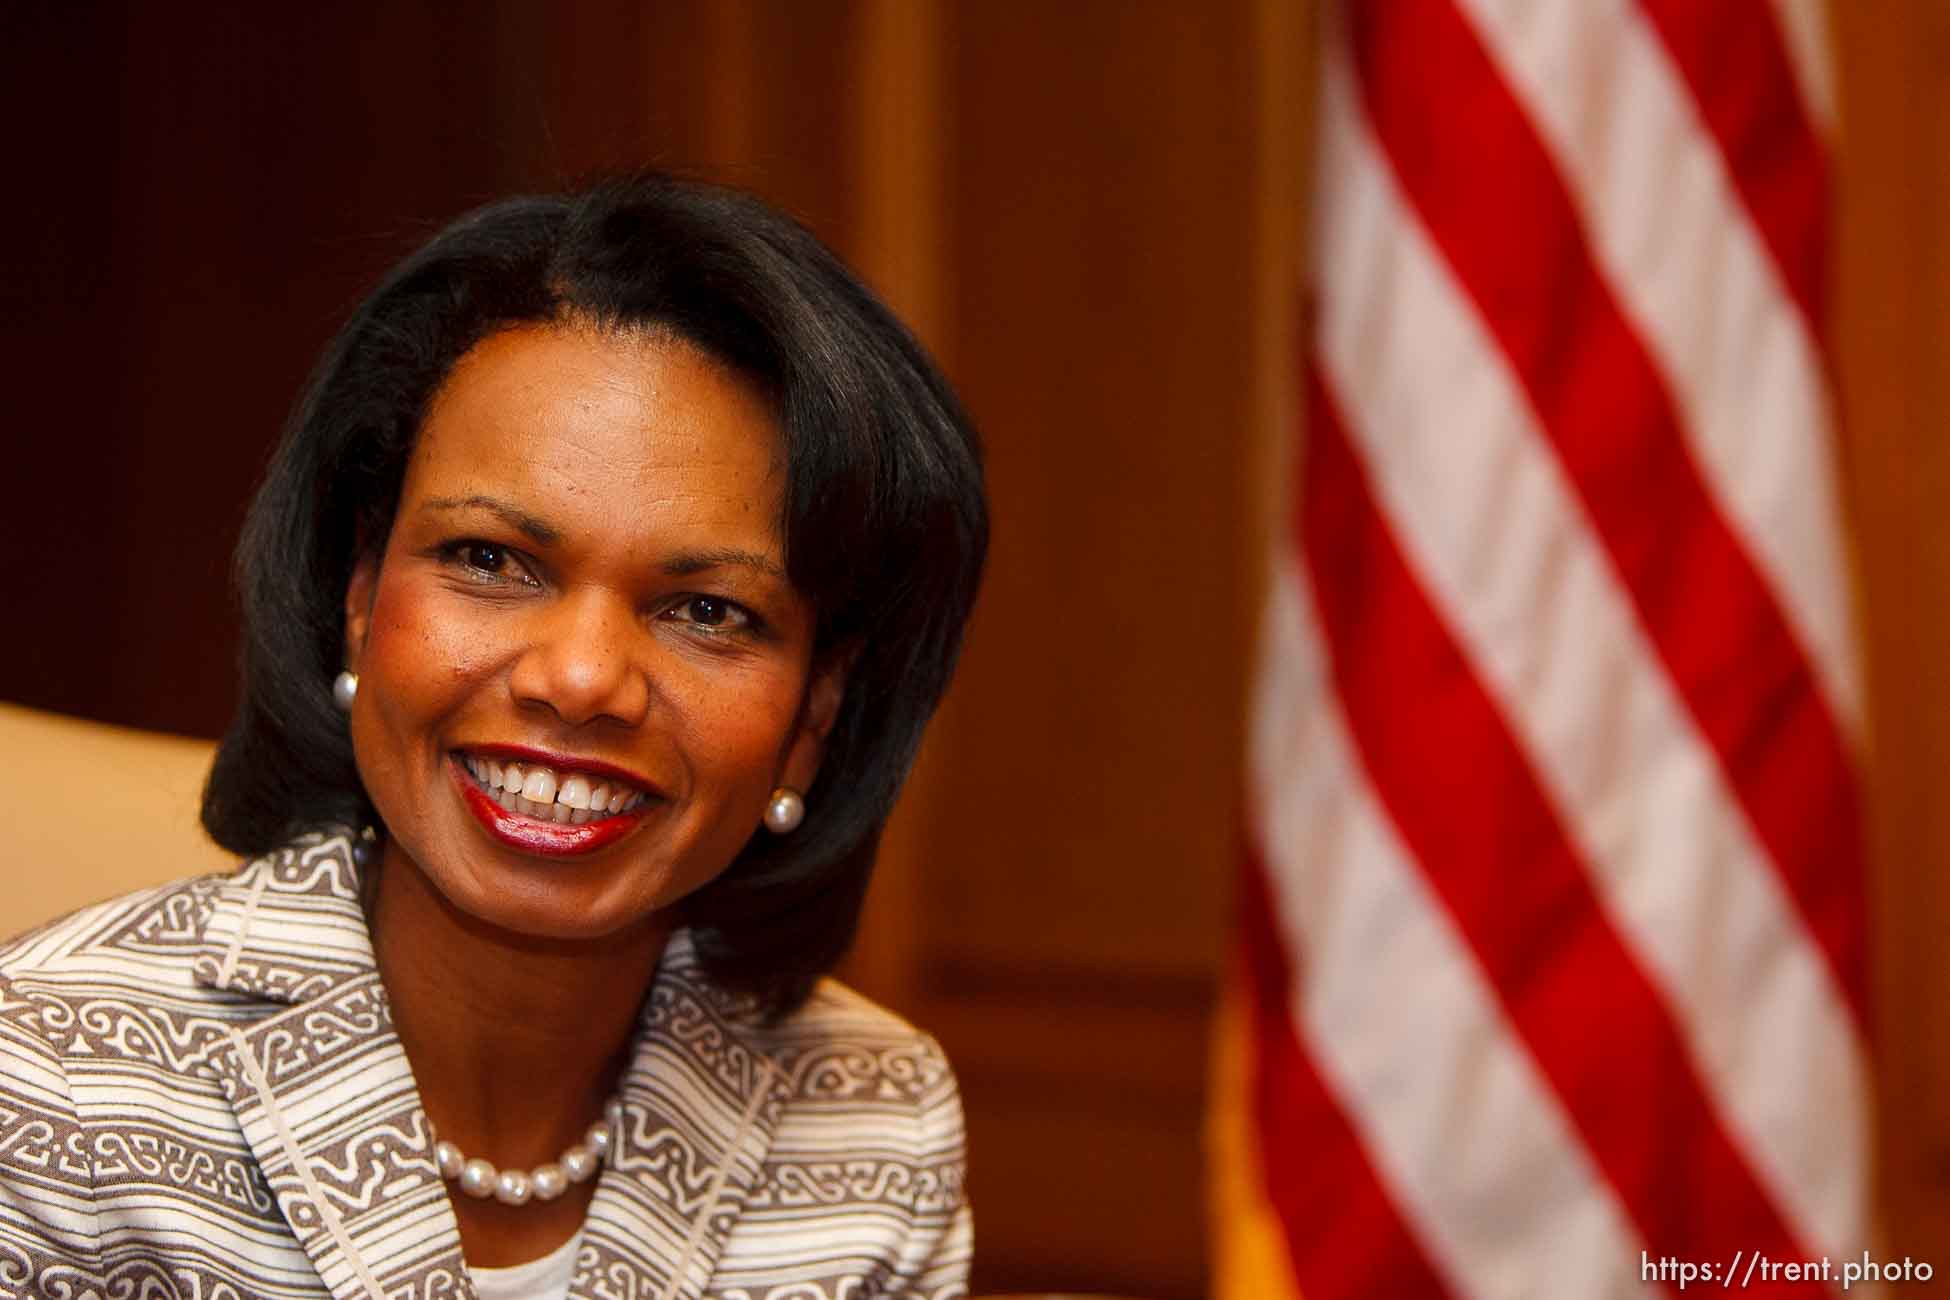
{"left": 0, "top": 830, "right": 970, "bottom": 1299}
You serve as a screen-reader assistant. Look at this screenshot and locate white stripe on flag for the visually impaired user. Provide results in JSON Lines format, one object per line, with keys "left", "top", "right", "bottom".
{"left": 1250, "top": 554, "right": 1649, "bottom": 1300}
{"left": 1455, "top": 0, "right": 1860, "bottom": 739}
{"left": 1312, "top": 47, "right": 1871, "bottom": 1261}
{"left": 1766, "top": 0, "right": 1837, "bottom": 137}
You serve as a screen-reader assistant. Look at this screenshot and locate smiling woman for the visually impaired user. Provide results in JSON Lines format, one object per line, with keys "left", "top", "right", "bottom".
{"left": 0, "top": 175, "right": 987, "bottom": 1296}
{"left": 347, "top": 327, "right": 828, "bottom": 954}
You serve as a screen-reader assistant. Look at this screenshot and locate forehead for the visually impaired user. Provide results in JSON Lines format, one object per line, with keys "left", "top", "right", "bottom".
{"left": 402, "top": 324, "right": 785, "bottom": 546}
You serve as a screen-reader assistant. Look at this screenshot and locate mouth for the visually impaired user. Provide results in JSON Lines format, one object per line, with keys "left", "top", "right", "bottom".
{"left": 459, "top": 751, "right": 653, "bottom": 824}
{"left": 448, "top": 749, "right": 660, "bottom": 857}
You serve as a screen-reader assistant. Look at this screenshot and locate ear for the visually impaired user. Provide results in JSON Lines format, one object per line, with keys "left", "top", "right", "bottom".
{"left": 343, "top": 550, "right": 380, "bottom": 671}
{"left": 779, "top": 653, "right": 850, "bottom": 793}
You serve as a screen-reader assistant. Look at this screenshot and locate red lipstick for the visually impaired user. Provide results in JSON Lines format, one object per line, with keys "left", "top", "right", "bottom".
{"left": 451, "top": 757, "right": 651, "bottom": 857}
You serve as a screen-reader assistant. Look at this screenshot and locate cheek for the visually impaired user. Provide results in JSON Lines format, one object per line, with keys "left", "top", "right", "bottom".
{"left": 679, "top": 672, "right": 804, "bottom": 785}
{"left": 361, "top": 577, "right": 502, "bottom": 718}
{"left": 368, "top": 576, "right": 495, "bottom": 682}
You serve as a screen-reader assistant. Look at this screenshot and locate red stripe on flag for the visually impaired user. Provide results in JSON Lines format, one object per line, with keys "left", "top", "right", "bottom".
{"left": 1239, "top": 839, "right": 1451, "bottom": 1299}
{"left": 1346, "top": 0, "right": 1867, "bottom": 1023}
{"left": 1633, "top": 0, "right": 1831, "bottom": 333}
{"left": 1300, "top": 365, "right": 1815, "bottom": 1277}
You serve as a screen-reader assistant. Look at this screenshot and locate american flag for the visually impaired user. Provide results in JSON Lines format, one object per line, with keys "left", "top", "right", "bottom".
{"left": 1213, "top": 1, "right": 1870, "bottom": 1296}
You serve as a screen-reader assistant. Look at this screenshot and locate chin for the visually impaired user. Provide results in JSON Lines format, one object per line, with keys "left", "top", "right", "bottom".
{"left": 445, "top": 870, "right": 673, "bottom": 949}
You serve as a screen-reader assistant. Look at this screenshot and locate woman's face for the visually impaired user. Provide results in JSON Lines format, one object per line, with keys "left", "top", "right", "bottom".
{"left": 342, "top": 323, "right": 839, "bottom": 943}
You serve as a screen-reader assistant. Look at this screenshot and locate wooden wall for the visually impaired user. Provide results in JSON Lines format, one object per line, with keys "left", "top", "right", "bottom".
{"left": 867, "top": 6, "right": 1259, "bottom": 1292}
{"left": 2, "top": 3, "right": 1945, "bottom": 1293}
{"left": 1831, "top": 0, "right": 1950, "bottom": 1258}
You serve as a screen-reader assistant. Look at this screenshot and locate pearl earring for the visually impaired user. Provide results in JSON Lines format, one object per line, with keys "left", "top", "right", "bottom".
{"left": 763, "top": 787, "right": 805, "bottom": 834}
{"left": 333, "top": 670, "right": 359, "bottom": 712}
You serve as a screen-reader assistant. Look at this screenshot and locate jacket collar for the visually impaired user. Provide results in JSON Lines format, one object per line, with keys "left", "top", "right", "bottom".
{"left": 193, "top": 829, "right": 376, "bottom": 1004}
{"left": 194, "top": 830, "right": 789, "bottom": 1300}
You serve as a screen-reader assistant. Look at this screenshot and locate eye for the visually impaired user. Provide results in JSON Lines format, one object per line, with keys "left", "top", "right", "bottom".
{"left": 460, "top": 542, "right": 509, "bottom": 574}
{"left": 441, "top": 539, "right": 538, "bottom": 586}
{"left": 666, "top": 595, "right": 754, "bottom": 632}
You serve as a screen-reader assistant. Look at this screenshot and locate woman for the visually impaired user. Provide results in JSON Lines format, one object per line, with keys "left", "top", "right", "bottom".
{"left": 0, "top": 174, "right": 987, "bottom": 1298}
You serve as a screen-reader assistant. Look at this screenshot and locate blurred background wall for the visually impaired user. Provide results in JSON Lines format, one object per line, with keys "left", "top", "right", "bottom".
{"left": 0, "top": 2, "right": 1944, "bottom": 1292}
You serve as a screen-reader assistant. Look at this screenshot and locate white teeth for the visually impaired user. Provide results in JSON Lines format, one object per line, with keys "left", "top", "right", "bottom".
{"left": 463, "top": 755, "right": 647, "bottom": 820}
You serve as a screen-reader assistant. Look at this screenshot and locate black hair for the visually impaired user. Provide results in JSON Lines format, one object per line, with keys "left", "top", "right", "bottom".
{"left": 201, "top": 173, "right": 988, "bottom": 1017}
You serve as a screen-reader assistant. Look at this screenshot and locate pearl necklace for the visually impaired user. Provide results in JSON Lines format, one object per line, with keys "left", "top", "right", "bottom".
{"left": 433, "top": 1098, "right": 624, "bottom": 1206}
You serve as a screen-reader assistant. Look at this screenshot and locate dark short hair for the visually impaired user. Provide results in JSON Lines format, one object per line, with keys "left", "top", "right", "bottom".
{"left": 202, "top": 173, "right": 988, "bottom": 1016}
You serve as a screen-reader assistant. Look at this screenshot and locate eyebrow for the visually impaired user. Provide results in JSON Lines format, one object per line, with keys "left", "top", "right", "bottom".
{"left": 662, "top": 547, "right": 787, "bottom": 580}
{"left": 421, "top": 495, "right": 784, "bottom": 579}
{"left": 421, "top": 495, "right": 560, "bottom": 546}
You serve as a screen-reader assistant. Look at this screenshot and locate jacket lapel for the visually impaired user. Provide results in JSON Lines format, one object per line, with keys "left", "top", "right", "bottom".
{"left": 194, "top": 834, "right": 789, "bottom": 1300}
{"left": 569, "top": 934, "right": 789, "bottom": 1300}
{"left": 197, "top": 832, "right": 472, "bottom": 1300}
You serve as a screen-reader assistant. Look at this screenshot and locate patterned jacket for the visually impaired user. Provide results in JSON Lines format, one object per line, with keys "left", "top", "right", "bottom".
{"left": 0, "top": 831, "right": 970, "bottom": 1299}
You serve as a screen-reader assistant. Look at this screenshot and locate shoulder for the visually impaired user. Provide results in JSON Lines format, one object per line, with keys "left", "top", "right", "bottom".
{"left": 659, "top": 935, "right": 962, "bottom": 1125}
{"left": 741, "top": 980, "right": 971, "bottom": 1292}
{"left": 0, "top": 873, "right": 241, "bottom": 1080}
{"left": 0, "top": 873, "right": 225, "bottom": 999}
{"left": 765, "top": 977, "right": 961, "bottom": 1112}
{"left": 0, "top": 873, "right": 224, "bottom": 983}
{"left": 753, "top": 978, "right": 965, "bottom": 1208}
{"left": 0, "top": 888, "right": 215, "bottom": 1272}
{"left": 772, "top": 976, "right": 952, "bottom": 1061}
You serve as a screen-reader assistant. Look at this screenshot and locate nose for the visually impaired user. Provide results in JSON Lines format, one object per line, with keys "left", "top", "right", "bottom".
{"left": 506, "top": 588, "right": 652, "bottom": 729}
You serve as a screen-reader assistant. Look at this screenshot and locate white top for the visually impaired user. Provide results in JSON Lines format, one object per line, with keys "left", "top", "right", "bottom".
{"left": 468, "top": 1231, "right": 582, "bottom": 1300}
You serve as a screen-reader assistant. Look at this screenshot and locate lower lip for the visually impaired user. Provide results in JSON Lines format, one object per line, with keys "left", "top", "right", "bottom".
{"left": 451, "top": 758, "right": 650, "bottom": 857}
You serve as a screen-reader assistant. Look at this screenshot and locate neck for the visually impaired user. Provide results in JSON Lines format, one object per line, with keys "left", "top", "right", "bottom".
{"left": 366, "top": 843, "right": 669, "bottom": 1169}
